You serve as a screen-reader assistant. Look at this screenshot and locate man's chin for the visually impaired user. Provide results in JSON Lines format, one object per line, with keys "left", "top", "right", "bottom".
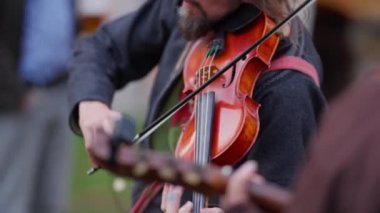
{"left": 178, "top": 7, "right": 212, "bottom": 40}
{"left": 178, "top": 24, "right": 210, "bottom": 41}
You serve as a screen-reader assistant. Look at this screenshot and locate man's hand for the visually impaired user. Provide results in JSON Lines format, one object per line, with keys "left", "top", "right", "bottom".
{"left": 79, "top": 101, "right": 122, "bottom": 167}
{"left": 161, "top": 185, "right": 184, "bottom": 213}
{"left": 176, "top": 161, "right": 262, "bottom": 213}
{"left": 222, "top": 161, "right": 264, "bottom": 210}
{"left": 179, "top": 201, "right": 224, "bottom": 213}
{"left": 163, "top": 186, "right": 224, "bottom": 213}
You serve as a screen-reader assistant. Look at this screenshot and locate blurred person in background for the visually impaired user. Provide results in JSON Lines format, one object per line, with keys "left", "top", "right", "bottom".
{"left": 314, "top": 0, "right": 380, "bottom": 101}
{"left": 0, "top": 0, "right": 75, "bottom": 212}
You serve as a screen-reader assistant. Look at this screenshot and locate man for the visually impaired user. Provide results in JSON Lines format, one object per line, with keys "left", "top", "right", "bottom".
{"left": 0, "top": 0, "right": 75, "bottom": 212}
{"left": 68, "top": 0, "right": 325, "bottom": 211}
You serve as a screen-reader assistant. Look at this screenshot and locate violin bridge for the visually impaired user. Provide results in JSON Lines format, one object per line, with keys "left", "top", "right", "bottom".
{"left": 197, "top": 66, "right": 219, "bottom": 82}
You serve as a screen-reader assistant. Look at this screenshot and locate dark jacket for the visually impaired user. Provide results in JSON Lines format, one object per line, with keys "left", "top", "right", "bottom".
{"left": 0, "top": 0, "right": 27, "bottom": 111}
{"left": 68, "top": 0, "right": 326, "bottom": 208}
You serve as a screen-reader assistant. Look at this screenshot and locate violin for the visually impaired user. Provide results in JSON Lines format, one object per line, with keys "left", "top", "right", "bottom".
{"left": 176, "top": 13, "right": 280, "bottom": 165}
{"left": 92, "top": 145, "right": 292, "bottom": 213}
{"left": 173, "top": 11, "right": 280, "bottom": 211}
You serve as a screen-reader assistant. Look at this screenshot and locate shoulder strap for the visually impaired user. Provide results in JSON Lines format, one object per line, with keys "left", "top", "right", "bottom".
{"left": 265, "top": 55, "right": 320, "bottom": 87}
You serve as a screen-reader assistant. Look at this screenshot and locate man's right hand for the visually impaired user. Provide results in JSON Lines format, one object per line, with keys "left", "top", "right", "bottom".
{"left": 79, "top": 101, "right": 122, "bottom": 167}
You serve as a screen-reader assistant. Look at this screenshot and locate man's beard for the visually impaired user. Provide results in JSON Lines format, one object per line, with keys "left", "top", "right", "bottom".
{"left": 177, "top": 5, "right": 212, "bottom": 40}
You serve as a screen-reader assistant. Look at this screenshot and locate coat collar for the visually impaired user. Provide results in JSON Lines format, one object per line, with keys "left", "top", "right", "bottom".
{"left": 213, "top": 3, "right": 262, "bottom": 32}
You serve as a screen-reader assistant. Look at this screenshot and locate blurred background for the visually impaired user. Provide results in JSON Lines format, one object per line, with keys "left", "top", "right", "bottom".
{"left": 71, "top": 0, "right": 150, "bottom": 212}
{"left": 0, "top": 0, "right": 379, "bottom": 212}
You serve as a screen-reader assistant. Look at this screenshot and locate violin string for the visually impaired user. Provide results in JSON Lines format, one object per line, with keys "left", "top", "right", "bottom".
{"left": 205, "top": 49, "right": 217, "bottom": 160}
{"left": 197, "top": 49, "right": 209, "bottom": 154}
{"left": 194, "top": 47, "right": 209, "bottom": 169}
{"left": 196, "top": 46, "right": 219, "bottom": 212}
{"left": 194, "top": 45, "right": 216, "bottom": 212}
{"left": 197, "top": 44, "right": 211, "bottom": 164}
{"left": 203, "top": 50, "right": 216, "bottom": 164}
{"left": 198, "top": 52, "right": 209, "bottom": 165}
{"left": 199, "top": 50, "right": 208, "bottom": 165}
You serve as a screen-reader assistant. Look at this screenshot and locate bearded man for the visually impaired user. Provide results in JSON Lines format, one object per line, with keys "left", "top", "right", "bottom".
{"left": 68, "top": 0, "right": 325, "bottom": 211}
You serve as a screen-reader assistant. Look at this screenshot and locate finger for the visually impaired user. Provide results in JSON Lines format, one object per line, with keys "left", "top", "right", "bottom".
{"left": 161, "top": 184, "right": 170, "bottom": 211}
{"left": 102, "top": 118, "right": 115, "bottom": 136}
{"left": 200, "top": 207, "right": 224, "bottom": 213}
{"left": 90, "top": 127, "right": 110, "bottom": 157}
{"left": 165, "top": 186, "right": 184, "bottom": 213}
{"left": 81, "top": 127, "right": 100, "bottom": 167}
{"left": 229, "top": 161, "right": 258, "bottom": 192}
{"left": 81, "top": 125, "right": 94, "bottom": 149}
{"left": 102, "top": 111, "right": 122, "bottom": 136}
{"left": 83, "top": 124, "right": 103, "bottom": 151}
{"left": 223, "top": 161, "right": 258, "bottom": 208}
{"left": 179, "top": 201, "right": 193, "bottom": 213}
{"left": 110, "top": 111, "right": 122, "bottom": 120}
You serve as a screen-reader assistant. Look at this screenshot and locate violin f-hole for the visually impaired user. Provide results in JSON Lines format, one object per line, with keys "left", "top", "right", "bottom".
{"left": 223, "top": 65, "right": 236, "bottom": 88}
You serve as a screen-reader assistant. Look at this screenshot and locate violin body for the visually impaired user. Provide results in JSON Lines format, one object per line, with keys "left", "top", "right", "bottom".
{"left": 175, "top": 14, "right": 280, "bottom": 166}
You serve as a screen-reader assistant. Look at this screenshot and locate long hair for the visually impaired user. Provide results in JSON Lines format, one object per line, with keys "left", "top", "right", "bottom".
{"left": 246, "top": 0, "right": 316, "bottom": 34}
{"left": 248, "top": 0, "right": 300, "bottom": 23}
{"left": 246, "top": 0, "right": 318, "bottom": 59}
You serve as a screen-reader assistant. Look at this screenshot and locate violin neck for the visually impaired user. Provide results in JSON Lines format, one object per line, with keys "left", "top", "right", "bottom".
{"left": 94, "top": 144, "right": 292, "bottom": 212}
{"left": 102, "top": 146, "right": 229, "bottom": 195}
{"left": 194, "top": 91, "right": 216, "bottom": 212}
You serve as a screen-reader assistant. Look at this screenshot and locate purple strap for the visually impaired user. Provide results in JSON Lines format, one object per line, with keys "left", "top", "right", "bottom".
{"left": 265, "top": 56, "right": 320, "bottom": 87}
